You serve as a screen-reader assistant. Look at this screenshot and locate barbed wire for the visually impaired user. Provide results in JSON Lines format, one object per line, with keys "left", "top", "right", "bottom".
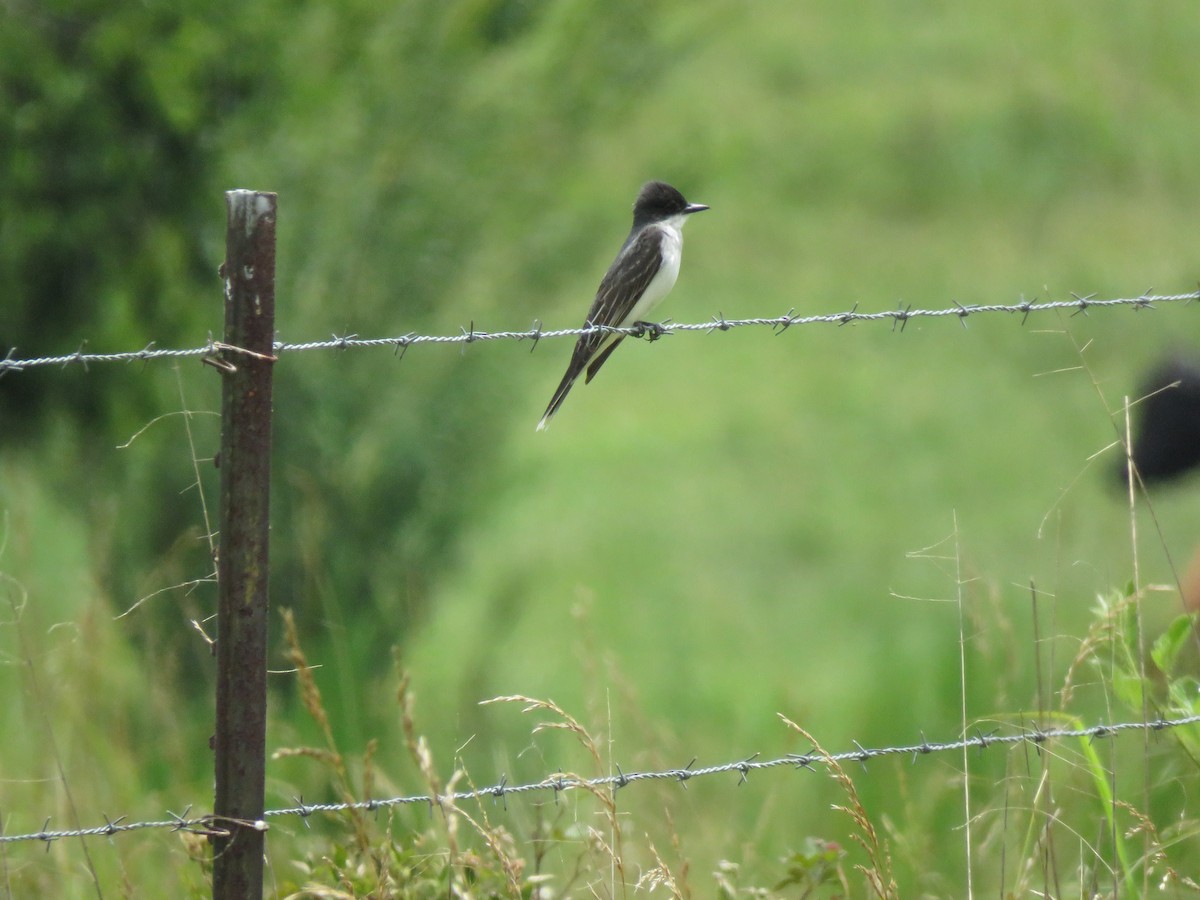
{"left": 2, "top": 713, "right": 1196, "bottom": 847}
{"left": 0, "top": 291, "right": 1194, "bottom": 376}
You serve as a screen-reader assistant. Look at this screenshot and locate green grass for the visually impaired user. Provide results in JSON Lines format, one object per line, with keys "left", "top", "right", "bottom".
{"left": 4, "top": 0, "right": 1200, "bottom": 895}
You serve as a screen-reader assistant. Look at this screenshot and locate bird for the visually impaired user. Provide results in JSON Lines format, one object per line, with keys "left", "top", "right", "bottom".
{"left": 536, "top": 180, "right": 709, "bottom": 431}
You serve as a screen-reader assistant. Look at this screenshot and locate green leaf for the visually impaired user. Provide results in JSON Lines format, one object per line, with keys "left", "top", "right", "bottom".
{"left": 1111, "top": 670, "right": 1146, "bottom": 712}
{"left": 1151, "top": 613, "right": 1199, "bottom": 676}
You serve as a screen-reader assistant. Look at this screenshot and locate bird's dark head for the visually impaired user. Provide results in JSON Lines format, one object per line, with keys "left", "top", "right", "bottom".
{"left": 632, "top": 181, "right": 709, "bottom": 227}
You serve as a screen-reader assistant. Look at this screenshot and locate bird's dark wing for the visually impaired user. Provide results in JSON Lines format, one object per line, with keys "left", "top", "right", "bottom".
{"left": 585, "top": 337, "right": 623, "bottom": 384}
{"left": 588, "top": 226, "right": 665, "bottom": 330}
{"left": 537, "top": 228, "right": 663, "bottom": 428}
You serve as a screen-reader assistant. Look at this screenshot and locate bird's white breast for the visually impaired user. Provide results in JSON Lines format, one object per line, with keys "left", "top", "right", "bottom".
{"left": 620, "top": 216, "right": 685, "bottom": 327}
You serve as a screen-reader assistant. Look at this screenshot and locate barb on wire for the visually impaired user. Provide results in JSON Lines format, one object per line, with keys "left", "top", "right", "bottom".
{"left": 1, "top": 713, "right": 1196, "bottom": 847}
{"left": 0, "top": 291, "right": 1194, "bottom": 376}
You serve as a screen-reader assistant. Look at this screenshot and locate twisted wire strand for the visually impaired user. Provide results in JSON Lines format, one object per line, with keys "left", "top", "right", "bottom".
{"left": 3, "top": 713, "right": 1196, "bottom": 845}
{"left": 1, "top": 291, "right": 1192, "bottom": 376}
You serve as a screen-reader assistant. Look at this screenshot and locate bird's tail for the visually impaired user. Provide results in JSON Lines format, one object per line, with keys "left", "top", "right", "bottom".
{"left": 536, "top": 369, "right": 580, "bottom": 431}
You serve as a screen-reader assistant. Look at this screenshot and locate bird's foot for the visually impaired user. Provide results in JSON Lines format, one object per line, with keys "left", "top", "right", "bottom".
{"left": 632, "top": 320, "right": 669, "bottom": 342}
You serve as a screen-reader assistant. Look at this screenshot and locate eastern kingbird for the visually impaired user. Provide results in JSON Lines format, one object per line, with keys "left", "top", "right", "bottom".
{"left": 536, "top": 181, "right": 709, "bottom": 431}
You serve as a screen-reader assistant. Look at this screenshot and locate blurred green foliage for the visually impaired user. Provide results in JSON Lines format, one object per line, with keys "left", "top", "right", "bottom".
{"left": 0, "top": 0, "right": 268, "bottom": 431}
{"left": 2, "top": 0, "right": 1200, "bottom": 895}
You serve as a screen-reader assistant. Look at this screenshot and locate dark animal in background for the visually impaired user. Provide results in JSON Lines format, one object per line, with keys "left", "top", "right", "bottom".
{"left": 1122, "top": 356, "right": 1200, "bottom": 486}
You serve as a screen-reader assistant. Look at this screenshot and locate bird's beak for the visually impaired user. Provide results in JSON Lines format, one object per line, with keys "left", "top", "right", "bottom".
{"left": 685, "top": 202, "right": 709, "bottom": 215}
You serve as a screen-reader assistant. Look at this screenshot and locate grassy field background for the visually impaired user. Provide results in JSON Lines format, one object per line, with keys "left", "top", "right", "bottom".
{"left": 2, "top": 0, "right": 1200, "bottom": 895}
